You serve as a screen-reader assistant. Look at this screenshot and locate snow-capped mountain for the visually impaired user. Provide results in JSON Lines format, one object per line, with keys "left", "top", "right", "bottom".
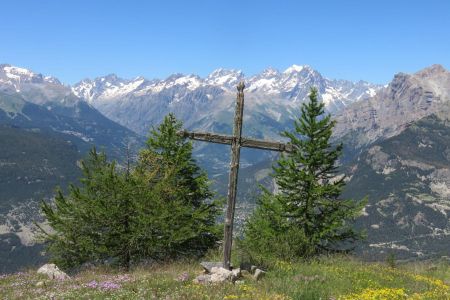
{"left": 73, "top": 65, "right": 379, "bottom": 105}
{"left": 72, "top": 64, "right": 381, "bottom": 136}
{"left": 205, "top": 68, "right": 244, "bottom": 88}
{"left": 0, "top": 64, "right": 81, "bottom": 108}
{"left": 0, "top": 63, "right": 380, "bottom": 134}
{"left": 0, "top": 64, "right": 143, "bottom": 160}
{"left": 0, "top": 64, "right": 61, "bottom": 88}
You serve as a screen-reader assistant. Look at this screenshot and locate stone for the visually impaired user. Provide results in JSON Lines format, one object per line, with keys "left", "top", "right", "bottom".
{"left": 200, "top": 261, "right": 223, "bottom": 273}
{"left": 35, "top": 281, "right": 45, "bottom": 287}
{"left": 37, "top": 264, "right": 70, "bottom": 280}
{"left": 210, "top": 273, "right": 229, "bottom": 283}
{"left": 231, "top": 267, "right": 241, "bottom": 278}
{"left": 193, "top": 266, "right": 240, "bottom": 284}
{"left": 210, "top": 266, "right": 233, "bottom": 283}
{"left": 253, "top": 269, "right": 266, "bottom": 281}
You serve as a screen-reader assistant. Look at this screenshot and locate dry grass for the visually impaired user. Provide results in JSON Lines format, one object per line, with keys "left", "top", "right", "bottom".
{"left": 1, "top": 255, "right": 450, "bottom": 299}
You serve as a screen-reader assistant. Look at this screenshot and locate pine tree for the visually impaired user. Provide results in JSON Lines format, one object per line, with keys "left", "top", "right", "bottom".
{"left": 134, "top": 113, "right": 221, "bottom": 258}
{"left": 39, "top": 148, "right": 136, "bottom": 269}
{"left": 39, "top": 115, "right": 221, "bottom": 269}
{"left": 241, "top": 88, "right": 366, "bottom": 264}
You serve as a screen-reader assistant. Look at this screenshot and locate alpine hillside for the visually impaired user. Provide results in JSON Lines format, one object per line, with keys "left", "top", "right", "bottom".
{"left": 0, "top": 64, "right": 144, "bottom": 273}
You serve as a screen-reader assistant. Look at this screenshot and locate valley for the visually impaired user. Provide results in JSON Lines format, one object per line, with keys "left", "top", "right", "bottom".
{"left": 1, "top": 63, "right": 450, "bottom": 272}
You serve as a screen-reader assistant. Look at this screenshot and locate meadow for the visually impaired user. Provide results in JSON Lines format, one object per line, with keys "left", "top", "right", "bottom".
{"left": 1, "top": 254, "right": 450, "bottom": 299}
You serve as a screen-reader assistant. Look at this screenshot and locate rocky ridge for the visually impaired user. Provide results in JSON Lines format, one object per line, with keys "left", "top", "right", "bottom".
{"left": 334, "top": 64, "right": 450, "bottom": 147}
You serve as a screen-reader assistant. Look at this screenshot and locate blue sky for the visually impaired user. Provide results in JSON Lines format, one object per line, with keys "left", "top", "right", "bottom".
{"left": 1, "top": 0, "right": 449, "bottom": 84}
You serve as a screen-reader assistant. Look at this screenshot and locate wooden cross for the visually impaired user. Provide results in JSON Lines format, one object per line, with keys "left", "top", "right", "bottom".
{"left": 179, "top": 82, "right": 292, "bottom": 270}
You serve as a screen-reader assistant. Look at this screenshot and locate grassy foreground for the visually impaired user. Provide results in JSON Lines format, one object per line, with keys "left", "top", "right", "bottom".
{"left": 1, "top": 255, "right": 450, "bottom": 299}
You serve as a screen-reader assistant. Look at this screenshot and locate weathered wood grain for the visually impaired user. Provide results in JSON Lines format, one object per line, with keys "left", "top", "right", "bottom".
{"left": 180, "top": 82, "right": 291, "bottom": 270}
{"left": 178, "top": 132, "right": 293, "bottom": 153}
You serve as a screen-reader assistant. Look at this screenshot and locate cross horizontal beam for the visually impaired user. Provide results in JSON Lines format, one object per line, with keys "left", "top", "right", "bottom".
{"left": 178, "top": 130, "right": 293, "bottom": 153}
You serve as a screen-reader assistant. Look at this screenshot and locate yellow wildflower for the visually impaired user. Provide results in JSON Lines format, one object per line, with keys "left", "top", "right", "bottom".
{"left": 339, "top": 287, "right": 407, "bottom": 300}
{"left": 275, "top": 260, "right": 294, "bottom": 272}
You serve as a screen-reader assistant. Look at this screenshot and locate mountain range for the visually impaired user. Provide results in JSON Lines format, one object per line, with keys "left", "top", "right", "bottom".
{"left": 71, "top": 64, "right": 379, "bottom": 136}
{"left": 1, "top": 63, "right": 450, "bottom": 272}
{"left": 71, "top": 64, "right": 381, "bottom": 175}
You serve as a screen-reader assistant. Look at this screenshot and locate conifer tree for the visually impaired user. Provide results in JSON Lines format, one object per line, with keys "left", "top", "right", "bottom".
{"left": 134, "top": 113, "right": 221, "bottom": 258}
{"left": 241, "top": 88, "right": 366, "bottom": 263}
{"left": 40, "top": 148, "right": 136, "bottom": 269}
{"left": 40, "top": 114, "right": 220, "bottom": 269}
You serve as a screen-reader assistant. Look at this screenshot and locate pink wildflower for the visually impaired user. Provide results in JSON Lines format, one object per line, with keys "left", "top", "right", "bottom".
{"left": 177, "top": 272, "right": 189, "bottom": 282}
{"left": 99, "top": 281, "right": 121, "bottom": 290}
{"left": 86, "top": 280, "right": 98, "bottom": 288}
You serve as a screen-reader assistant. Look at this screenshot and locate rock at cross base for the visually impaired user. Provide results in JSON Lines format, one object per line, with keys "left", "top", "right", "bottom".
{"left": 231, "top": 267, "right": 241, "bottom": 278}
{"left": 200, "top": 261, "right": 224, "bottom": 273}
{"left": 193, "top": 266, "right": 241, "bottom": 284}
{"left": 37, "top": 263, "right": 70, "bottom": 280}
{"left": 253, "top": 268, "right": 266, "bottom": 281}
{"left": 210, "top": 267, "right": 233, "bottom": 283}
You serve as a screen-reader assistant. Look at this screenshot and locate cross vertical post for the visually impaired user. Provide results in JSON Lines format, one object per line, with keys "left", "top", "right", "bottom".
{"left": 223, "top": 81, "right": 245, "bottom": 270}
{"left": 178, "top": 82, "right": 292, "bottom": 270}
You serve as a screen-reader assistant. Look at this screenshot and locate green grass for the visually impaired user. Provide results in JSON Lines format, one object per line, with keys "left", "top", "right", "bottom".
{"left": 1, "top": 255, "right": 449, "bottom": 299}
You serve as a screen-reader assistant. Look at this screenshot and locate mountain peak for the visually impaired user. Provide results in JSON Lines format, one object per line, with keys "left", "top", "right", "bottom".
{"left": 133, "top": 76, "right": 146, "bottom": 81}
{"left": 208, "top": 68, "right": 243, "bottom": 77}
{"left": 260, "top": 67, "right": 280, "bottom": 77}
{"left": 102, "top": 73, "right": 120, "bottom": 80}
{"left": 283, "top": 64, "right": 310, "bottom": 74}
{"left": 0, "top": 65, "right": 42, "bottom": 92}
{"left": 2, "top": 65, "right": 34, "bottom": 75}
{"left": 1, "top": 64, "right": 36, "bottom": 80}
{"left": 206, "top": 68, "right": 243, "bottom": 87}
{"left": 43, "top": 76, "right": 61, "bottom": 85}
{"left": 0, "top": 64, "right": 63, "bottom": 88}
{"left": 415, "top": 64, "right": 448, "bottom": 78}
{"left": 334, "top": 64, "right": 450, "bottom": 147}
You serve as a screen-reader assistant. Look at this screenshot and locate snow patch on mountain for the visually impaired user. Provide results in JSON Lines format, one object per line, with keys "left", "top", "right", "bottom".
{"left": 283, "top": 64, "right": 305, "bottom": 74}
{"left": 3, "top": 66, "right": 34, "bottom": 78}
{"left": 206, "top": 69, "right": 243, "bottom": 87}
{"left": 60, "top": 130, "right": 94, "bottom": 142}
